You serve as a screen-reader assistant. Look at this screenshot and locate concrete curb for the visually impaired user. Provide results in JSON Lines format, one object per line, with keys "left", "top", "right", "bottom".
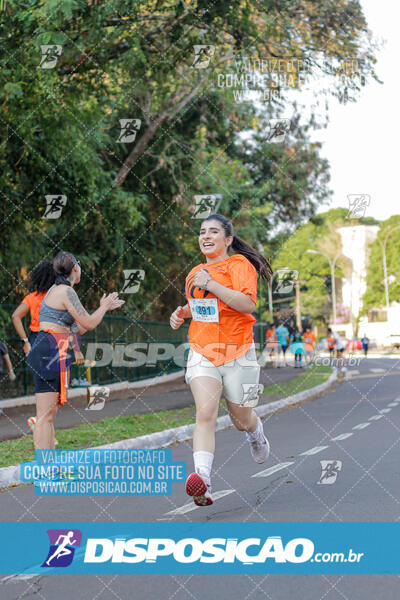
{"left": 0, "top": 370, "right": 185, "bottom": 409}
{"left": 0, "top": 370, "right": 337, "bottom": 490}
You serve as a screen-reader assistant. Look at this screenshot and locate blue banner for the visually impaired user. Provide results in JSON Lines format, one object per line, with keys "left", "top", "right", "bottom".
{"left": 0, "top": 522, "right": 398, "bottom": 574}
{"left": 20, "top": 449, "right": 186, "bottom": 496}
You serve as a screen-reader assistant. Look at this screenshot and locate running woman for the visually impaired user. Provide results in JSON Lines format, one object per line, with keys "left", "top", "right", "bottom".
{"left": 327, "top": 329, "right": 336, "bottom": 358}
{"left": 170, "top": 214, "right": 272, "bottom": 506}
{"left": 12, "top": 260, "right": 83, "bottom": 440}
{"left": 265, "top": 324, "right": 277, "bottom": 367}
{"left": 275, "top": 320, "right": 290, "bottom": 367}
{"left": 12, "top": 260, "right": 55, "bottom": 356}
{"left": 290, "top": 329, "right": 304, "bottom": 368}
{"left": 303, "top": 326, "right": 316, "bottom": 366}
{"left": 27, "top": 251, "right": 124, "bottom": 449}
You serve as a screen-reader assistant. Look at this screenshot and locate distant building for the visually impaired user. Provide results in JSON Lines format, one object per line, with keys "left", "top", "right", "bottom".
{"left": 334, "top": 224, "right": 400, "bottom": 346}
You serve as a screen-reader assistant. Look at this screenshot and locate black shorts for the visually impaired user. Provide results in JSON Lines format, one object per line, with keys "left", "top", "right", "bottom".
{"left": 27, "top": 331, "right": 73, "bottom": 394}
{"left": 28, "top": 331, "right": 39, "bottom": 346}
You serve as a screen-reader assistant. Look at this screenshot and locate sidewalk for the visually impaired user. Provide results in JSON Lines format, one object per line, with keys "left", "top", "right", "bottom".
{"left": 0, "top": 364, "right": 302, "bottom": 443}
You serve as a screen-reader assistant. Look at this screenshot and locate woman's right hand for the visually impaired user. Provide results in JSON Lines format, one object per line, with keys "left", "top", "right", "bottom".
{"left": 100, "top": 292, "right": 125, "bottom": 311}
{"left": 23, "top": 341, "right": 31, "bottom": 356}
{"left": 170, "top": 306, "right": 185, "bottom": 330}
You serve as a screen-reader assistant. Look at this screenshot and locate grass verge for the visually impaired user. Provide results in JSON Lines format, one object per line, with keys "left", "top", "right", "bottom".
{"left": 262, "top": 363, "right": 332, "bottom": 397}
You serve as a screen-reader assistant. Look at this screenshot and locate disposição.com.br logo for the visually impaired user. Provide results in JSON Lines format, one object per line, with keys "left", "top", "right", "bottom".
{"left": 41, "top": 529, "right": 82, "bottom": 568}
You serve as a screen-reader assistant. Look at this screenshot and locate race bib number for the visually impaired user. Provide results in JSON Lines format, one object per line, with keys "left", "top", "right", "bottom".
{"left": 189, "top": 298, "right": 219, "bottom": 323}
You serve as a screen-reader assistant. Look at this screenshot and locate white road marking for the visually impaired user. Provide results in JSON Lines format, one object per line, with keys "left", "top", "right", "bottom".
{"left": 347, "top": 370, "right": 360, "bottom": 376}
{"left": 379, "top": 408, "right": 392, "bottom": 414}
{"left": 387, "top": 402, "right": 399, "bottom": 407}
{"left": 331, "top": 433, "right": 354, "bottom": 441}
{"left": 1, "top": 573, "right": 39, "bottom": 583}
{"left": 164, "top": 489, "right": 235, "bottom": 515}
{"left": 252, "top": 461, "right": 295, "bottom": 478}
{"left": 300, "top": 446, "right": 329, "bottom": 456}
{"left": 368, "top": 414, "right": 383, "bottom": 421}
{"left": 370, "top": 368, "right": 385, "bottom": 373}
{"left": 352, "top": 422, "right": 371, "bottom": 430}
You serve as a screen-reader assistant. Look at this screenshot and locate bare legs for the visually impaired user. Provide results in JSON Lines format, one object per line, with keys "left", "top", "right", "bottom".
{"left": 190, "top": 377, "right": 222, "bottom": 453}
{"left": 34, "top": 392, "right": 58, "bottom": 449}
{"left": 190, "top": 376, "right": 259, "bottom": 452}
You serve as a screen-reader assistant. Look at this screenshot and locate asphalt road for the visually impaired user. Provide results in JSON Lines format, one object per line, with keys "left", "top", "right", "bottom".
{"left": 1, "top": 357, "right": 400, "bottom": 598}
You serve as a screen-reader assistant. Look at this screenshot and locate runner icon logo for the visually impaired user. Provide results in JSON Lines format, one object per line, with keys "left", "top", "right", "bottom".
{"left": 267, "top": 119, "right": 290, "bottom": 143}
{"left": 39, "top": 45, "right": 63, "bottom": 69}
{"left": 347, "top": 194, "right": 370, "bottom": 219}
{"left": 191, "top": 45, "right": 215, "bottom": 69}
{"left": 43, "top": 195, "right": 67, "bottom": 220}
{"left": 117, "top": 119, "right": 142, "bottom": 143}
{"left": 272, "top": 269, "right": 298, "bottom": 295}
{"left": 317, "top": 460, "right": 342, "bottom": 485}
{"left": 41, "top": 529, "right": 82, "bottom": 568}
{"left": 192, "top": 194, "right": 222, "bottom": 219}
{"left": 121, "top": 269, "right": 145, "bottom": 293}
{"left": 86, "top": 386, "right": 109, "bottom": 410}
{"left": 241, "top": 383, "right": 264, "bottom": 407}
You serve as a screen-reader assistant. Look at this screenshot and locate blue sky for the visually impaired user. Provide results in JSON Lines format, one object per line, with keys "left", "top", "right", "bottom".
{"left": 314, "top": 0, "right": 398, "bottom": 222}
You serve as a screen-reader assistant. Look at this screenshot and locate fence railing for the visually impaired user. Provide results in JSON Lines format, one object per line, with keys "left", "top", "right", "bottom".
{"left": 0, "top": 305, "right": 265, "bottom": 399}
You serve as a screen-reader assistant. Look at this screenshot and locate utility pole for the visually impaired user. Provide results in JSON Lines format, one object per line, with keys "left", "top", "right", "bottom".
{"left": 268, "top": 281, "right": 273, "bottom": 321}
{"left": 295, "top": 280, "right": 306, "bottom": 330}
{"left": 307, "top": 249, "right": 341, "bottom": 324}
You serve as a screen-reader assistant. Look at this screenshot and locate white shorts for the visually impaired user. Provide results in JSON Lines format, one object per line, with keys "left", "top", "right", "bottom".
{"left": 185, "top": 343, "right": 261, "bottom": 407}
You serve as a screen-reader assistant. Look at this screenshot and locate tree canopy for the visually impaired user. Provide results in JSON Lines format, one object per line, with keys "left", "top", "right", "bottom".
{"left": 0, "top": 0, "right": 379, "bottom": 321}
{"left": 361, "top": 216, "right": 400, "bottom": 315}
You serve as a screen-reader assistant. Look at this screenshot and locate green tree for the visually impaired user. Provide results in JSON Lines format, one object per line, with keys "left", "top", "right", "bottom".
{"left": 269, "top": 209, "right": 357, "bottom": 326}
{"left": 0, "top": 0, "right": 379, "bottom": 321}
{"left": 361, "top": 216, "right": 400, "bottom": 315}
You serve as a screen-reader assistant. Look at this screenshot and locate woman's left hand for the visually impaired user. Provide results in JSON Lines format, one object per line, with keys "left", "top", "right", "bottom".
{"left": 73, "top": 350, "right": 85, "bottom": 366}
{"left": 193, "top": 269, "right": 213, "bottom": 290}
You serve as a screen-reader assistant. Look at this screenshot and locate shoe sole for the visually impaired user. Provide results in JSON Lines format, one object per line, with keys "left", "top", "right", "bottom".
{"left": 185, "top": 472, "right": 213, "bottom": 506}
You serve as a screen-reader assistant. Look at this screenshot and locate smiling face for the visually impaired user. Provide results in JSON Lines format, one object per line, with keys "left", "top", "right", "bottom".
{"left": 199, "top": 219, "right": 232, "bottom": 261}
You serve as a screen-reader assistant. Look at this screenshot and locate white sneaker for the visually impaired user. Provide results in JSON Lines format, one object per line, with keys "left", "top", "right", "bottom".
{"left": 247, "top": 418, "right": 270, "bottom": 464}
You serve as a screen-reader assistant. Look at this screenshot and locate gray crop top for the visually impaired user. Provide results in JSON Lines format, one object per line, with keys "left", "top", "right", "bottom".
{"left": 39, "top": 284, "right": 75, "bottom": 327}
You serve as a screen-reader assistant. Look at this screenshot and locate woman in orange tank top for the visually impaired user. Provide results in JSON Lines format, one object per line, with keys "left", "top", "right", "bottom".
{"left": 170, "top": 214, "right": 273, "bottom": 507}
{"left": 12, "top": 261, "right": 56, "bottom": 356}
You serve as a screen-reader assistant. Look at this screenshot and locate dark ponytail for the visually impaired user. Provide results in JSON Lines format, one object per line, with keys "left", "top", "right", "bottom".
{"left": 201, "top": 213, "right": 273, "bottom": 282}
{"left": 53, "top": 251, "right": 77, "bottom": 286}
{"left": 30, "top": 260, "right": 56, "bottom": 293}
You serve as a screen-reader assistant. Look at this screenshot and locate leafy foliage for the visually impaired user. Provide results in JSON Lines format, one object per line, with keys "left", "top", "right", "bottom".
{"left": 0, "top": 0, "right": 378, "bottom": 320}
{"left": 361, "top": 216, "right": 400, "bottom": 314}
